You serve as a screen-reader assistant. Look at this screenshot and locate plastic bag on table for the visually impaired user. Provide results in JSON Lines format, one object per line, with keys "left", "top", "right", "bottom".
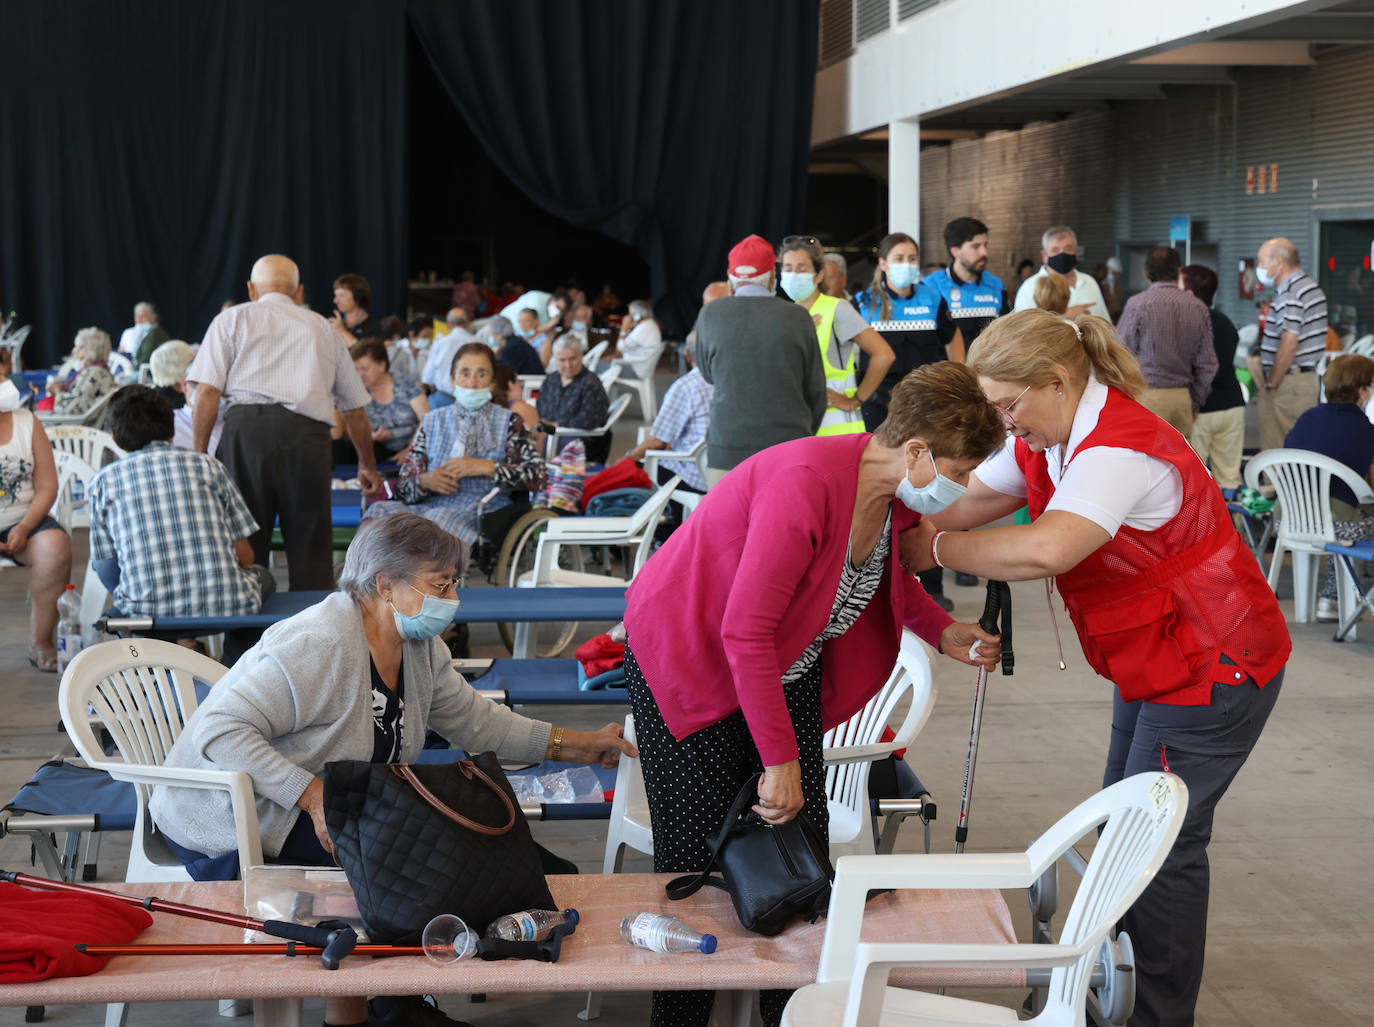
{"left": 242, "top": 864, "right": 370, "bottom": 942}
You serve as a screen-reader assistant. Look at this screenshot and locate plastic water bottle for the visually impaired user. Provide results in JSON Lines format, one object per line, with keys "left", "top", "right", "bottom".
{"left": 55, "top": 584, "right": 83, "bottom": 676}
{"left": 619, "top": 912, "right": 716, "bottom": 954}
{"left": 484, "top": 908, "right": 579, "bottom": 942}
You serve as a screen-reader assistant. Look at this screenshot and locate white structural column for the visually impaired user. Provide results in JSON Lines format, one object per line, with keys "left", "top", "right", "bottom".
{"left": 888, "top": 116, "right": 921, "bottom": 239}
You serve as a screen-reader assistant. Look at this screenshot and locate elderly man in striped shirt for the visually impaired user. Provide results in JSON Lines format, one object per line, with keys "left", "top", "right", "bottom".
{"left": 188, "top": 254, "right": 381, "bottom": 591}
{"left": 1256, "top": 237, "right": 1329, "bottom": 449}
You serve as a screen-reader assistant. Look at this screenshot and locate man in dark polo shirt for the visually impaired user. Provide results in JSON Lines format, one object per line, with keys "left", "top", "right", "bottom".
{"left": 694, "top": 234, "right": 827, "bottom": 488}
{"left": 1256, "top": 237, "right": 1328, "bottom": 449}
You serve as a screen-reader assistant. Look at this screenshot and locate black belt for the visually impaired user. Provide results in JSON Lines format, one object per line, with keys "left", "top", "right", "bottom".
{"left": 1262, "top": 365, "right": 1315, "bottom": 374}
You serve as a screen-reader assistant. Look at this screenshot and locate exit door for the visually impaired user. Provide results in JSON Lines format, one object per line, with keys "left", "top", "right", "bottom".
{"left": 1318, "top": 219, "right": 1374, "bottom": 341}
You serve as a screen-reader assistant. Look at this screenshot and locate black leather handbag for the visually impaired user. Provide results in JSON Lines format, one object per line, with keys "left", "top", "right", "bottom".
{"left": 665, "top": 773, "right": 834, "bottom": 936}
{"left": 322, "top": 752, "right": 555, "bottom": 944}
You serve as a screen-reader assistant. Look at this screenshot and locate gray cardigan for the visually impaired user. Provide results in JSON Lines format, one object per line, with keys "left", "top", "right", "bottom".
{"left": 149, "top": 592, "right": 552, "bottom": 858}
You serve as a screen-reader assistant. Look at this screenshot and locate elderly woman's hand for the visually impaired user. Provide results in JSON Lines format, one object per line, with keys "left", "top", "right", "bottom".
{"left": 755, "top": 760, "right": 804, "bottom": 825}
{"left": 939, "top": 621, "right": 1002, "bottom": 670}
{"left": 294, "top": 778, "right": 335, "bottom": 856}
{"left": 555, "top": 722, "right": 638, "bottom": 767}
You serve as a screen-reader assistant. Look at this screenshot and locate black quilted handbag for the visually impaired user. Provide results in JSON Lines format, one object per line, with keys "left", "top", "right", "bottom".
{"left": 322, "top": 752, "right": 555, "bottom": 944}
{"left": 665, "top": 773, "right": 834, "bottom": 936}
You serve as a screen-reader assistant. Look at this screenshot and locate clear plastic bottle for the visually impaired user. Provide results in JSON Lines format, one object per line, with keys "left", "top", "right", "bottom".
{"left": 619, "top": 912, "right": 717, "bottom": 954}
{"left": 484, "top": 907, "right": 579, "bottom": 942}
{"left": 55, "top": 584, "right": 83, "bottom": 677}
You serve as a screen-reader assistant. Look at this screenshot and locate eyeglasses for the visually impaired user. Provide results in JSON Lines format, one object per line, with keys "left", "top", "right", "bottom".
{"left": 994, "top": 384, "right": 1033, "bottom": 428}
{"left": 411, "top": 576, "right": 460, "bottom": 599}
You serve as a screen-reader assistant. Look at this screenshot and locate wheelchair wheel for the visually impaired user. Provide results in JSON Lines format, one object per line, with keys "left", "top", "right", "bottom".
{"left": 494, "top": 508, "right": 580, "bottom": 657}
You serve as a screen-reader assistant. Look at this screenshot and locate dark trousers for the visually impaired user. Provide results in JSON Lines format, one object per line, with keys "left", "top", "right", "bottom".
{"left": 218, "top": 404, "right": 334, "bottom": 591}
{"left": 625, "top": 645, "right": 827, "bottom": 1027}
{"left": 1104, "top": 667, "right": 1283, "bottom": 1027}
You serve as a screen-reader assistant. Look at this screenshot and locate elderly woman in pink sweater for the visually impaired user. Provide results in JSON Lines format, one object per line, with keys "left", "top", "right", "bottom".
{"left": 622, "top": 362, "right": 1007, "bottom": 1027}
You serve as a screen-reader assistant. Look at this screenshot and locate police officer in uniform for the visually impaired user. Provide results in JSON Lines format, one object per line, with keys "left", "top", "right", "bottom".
{"left": 855, "top": 231, "right": 962, "bottom": 609}
{"left": 924, "top": 217, "right": 1010, "bottom": 349}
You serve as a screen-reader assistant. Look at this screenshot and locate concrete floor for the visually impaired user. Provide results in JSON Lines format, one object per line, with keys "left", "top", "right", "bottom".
{"left": 2, "top": 387, "right": 1371, "bottom": 1026}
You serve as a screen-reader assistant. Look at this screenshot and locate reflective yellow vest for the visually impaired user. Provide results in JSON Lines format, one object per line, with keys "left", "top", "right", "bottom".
{"left": 810, "top": 293, "right": 865, "bottom": 436}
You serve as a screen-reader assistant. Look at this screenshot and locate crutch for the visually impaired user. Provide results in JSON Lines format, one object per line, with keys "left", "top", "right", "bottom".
{"left": 1, "top": 869, "right": 358, "bottom": 969}
{"left": 953, "top": 579, "right": 1013, "bottom": 854}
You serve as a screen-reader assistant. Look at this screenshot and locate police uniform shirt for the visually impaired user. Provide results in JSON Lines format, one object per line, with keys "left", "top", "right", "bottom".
{"left": 924, "top": 267, "right": 1009, "bottom": 345}
{"left": 855, "top": 282, "right": 958, "bottom": 393}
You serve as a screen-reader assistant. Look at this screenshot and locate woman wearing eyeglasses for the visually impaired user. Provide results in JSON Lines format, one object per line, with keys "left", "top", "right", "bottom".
{"left": 914, "top": 309, "right": 1289, "bottom": 1027}
{"left": 150, "top": 514, "right": 632, "bottom": 1026}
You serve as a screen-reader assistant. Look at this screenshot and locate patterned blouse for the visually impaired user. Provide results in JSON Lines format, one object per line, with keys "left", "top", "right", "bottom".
{"left": 365, "top": 372, "right": 423, "bottom": 455}
{"left": 394, "top": 406, "right": 546, "bottom": 502}
{"left": 783, "top": 510, "right": 892, "bottom": 684}
{"left": 54, "top": 362, "right": 116, "bottom": 415}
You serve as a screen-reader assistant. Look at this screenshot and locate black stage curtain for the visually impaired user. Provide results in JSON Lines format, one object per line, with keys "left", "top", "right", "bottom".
{"left": 407, "top": 0, "right": 820, "bottom": 336}
{"left": 0, "top": 1, "right": 406, "bottom": 367}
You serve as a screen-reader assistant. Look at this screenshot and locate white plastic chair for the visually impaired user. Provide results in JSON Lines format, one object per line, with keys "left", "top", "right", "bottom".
{"left": 59, "top": 640, "right": 262, "bottom": 1027}
{"left": 642, "top": 438, "right": 708, "bottom": 518}
{"left": 1347, "top": 334, "right": 1374, "bottom": 357}
{"left": 526, "top": 473, "right": 682, "bottom": 588}
{"left": 44, "top": 426, "right": 124, "bottom": 527}
{"left": 107, "top": 351, "right": 135, "bottom": 379}
{"left": 583, "top": 339, "right": 610, "bottom": 367}
{"left": 597, "top": 363, "right": 621, "bottom": 394}
{"left": 610, "top": 340, "right": 665, "bottom": 421}
{"left": 38, "top": 387, "right": 119, "bottom": 428}
{"left": 1244, "top": 448, "right": 1374, "bottom": 624}
{"left": 780, "top": 772, "right": 1187, "bottom": 1027}
{"left": 545, "top": 392, "right": 633, "bottom": 458}
{"left": 0, "top": 323, "right": 31, "bottom": 370}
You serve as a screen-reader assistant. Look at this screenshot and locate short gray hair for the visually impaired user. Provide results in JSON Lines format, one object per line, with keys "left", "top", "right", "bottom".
{"left": 75, "top": 326, "right": 112, "bottom": 363}
{"left": 822, "top": 252, "right": 847, "bottom": 275}
{"left": 628, "top": 299, "right": 653, "bottom": 321}
{"left": 134, "top": 301, "right": 157, "bottom": 321}
{"left": 553, "top": 333, "right": 583, "bottom": 356}
{"left": 149, "top": 339, "right": 193, "bottom": 386}
{"left": 729, "top": 270, "right": 773, "bottom": 292}
{"left": 337, "top": 513, "right": 468, "bottom": 600}
{"left": 1042, "top": 225, "right": 1078, "bottom": 251}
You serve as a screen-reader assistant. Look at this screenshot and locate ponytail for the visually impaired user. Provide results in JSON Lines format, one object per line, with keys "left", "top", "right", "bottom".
{"left": 969, "top": 309, "right": 1146, "bottom": 398}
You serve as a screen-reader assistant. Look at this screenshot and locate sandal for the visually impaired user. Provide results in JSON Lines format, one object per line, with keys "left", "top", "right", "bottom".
{"left": 28, "top": 646, "right": 57, "bottom": 673}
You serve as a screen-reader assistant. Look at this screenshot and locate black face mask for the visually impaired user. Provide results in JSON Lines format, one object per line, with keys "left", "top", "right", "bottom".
{"left": 1046, "top": 252, "right": 1078, "bottom": 275}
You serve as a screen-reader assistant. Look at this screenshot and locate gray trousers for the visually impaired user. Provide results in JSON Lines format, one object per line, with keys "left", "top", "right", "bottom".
{"left": 1104, "top": 665, "right": 1283, "bottom": 1027}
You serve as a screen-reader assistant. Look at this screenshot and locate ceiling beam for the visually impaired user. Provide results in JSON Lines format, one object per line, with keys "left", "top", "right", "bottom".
{"left": 1133, "top": 40, "right": 1316, "bottom": 64}
{"left": 1228, "top": 12, "right": 1374, "bottom": 41}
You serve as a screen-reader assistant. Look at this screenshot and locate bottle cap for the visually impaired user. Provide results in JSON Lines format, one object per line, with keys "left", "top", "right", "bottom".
{"left": 699, "top": 934, "right": 717, "bottom": 954}
{"left": 566, "top": 908, "right": 580, "bottom": 926}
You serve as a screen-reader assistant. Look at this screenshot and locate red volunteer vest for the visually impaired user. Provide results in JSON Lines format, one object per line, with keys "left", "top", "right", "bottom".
{"left": 1015, "top": 388, "right": 1290, "bottom": 704}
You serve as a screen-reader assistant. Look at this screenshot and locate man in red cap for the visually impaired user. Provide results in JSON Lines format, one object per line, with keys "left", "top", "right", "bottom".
{"left": 693, "top": 234, "right": 827, "bottom": 487}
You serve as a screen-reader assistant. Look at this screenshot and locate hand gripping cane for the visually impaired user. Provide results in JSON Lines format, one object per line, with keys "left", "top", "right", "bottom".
{"left": 1, "top": 870, "right": 359, "bottom": 970}
{"left": 953, "top": 579, "right": 1013, "bottom": 854}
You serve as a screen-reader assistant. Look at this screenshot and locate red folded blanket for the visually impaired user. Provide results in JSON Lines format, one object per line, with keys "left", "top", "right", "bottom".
{"left": 0, "top": 882, "right": 152, "bottom": 983}
{"left": 575, "top": 632, "right": 626, "bottom": 677}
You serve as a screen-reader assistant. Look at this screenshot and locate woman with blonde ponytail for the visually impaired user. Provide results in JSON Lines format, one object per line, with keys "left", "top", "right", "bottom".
{"left": 906, "top": 308, "right": 1290, "bottom": 1027}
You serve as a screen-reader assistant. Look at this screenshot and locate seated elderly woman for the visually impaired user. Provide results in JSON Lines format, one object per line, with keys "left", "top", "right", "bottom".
{"left": 537, "top": 336, "right": 612, "bottom": 463}
{"left": 1284, "top": 353, "right": 1374, "bottom": 621}
{"left": 331, "top": 338, "right": 428, "bottom": 463}
{"left": 0, "top": 350, "right": 72, "bottom": 671}
{"left": 488, "top": 314, "right": 545, "bottom": 376}
{"left": 50, "top": 326, "right": 117, "bottom": 416}
{"left": 150, "top": 512, "right": 633, "bottom": 1027}
{"left": 362, "top": 342, "right": 545, "bottom": 546}
{"left": 149, "top": 339, "right": 224, "bottom": 453}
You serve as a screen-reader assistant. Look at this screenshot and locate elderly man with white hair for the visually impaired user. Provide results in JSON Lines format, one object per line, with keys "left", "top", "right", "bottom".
{"left": 149, "top": 339, "right": 222, "bottom": 454}
{"left": 187, "top": 254, "right": 380, "bottom": 591}
{"left": 612, "top": 298, "right": 663, "bottom": 362}
{"left": 693, "top": 234, "right": 826, "bottom": 487}
{"left": 421, "top": 306, "right": 476, "bottom": 407}
{"left": 820, "top": 252, "right": 850, "bottom": 300}
{"left": 117, "top": 301, "right": 169, "bottom": 363}
{"left": 1012, "top": 224, "right": 1110, "bottom": 319}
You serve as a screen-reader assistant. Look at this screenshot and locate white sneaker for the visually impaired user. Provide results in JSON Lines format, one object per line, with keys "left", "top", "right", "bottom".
{"left": 1316, "top": 597, "right": 1339, "bottom": 622}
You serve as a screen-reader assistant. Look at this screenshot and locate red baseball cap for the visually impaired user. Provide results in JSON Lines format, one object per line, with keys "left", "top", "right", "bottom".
{"left": 727, "top": 235, "right": 776, "bottom": 279}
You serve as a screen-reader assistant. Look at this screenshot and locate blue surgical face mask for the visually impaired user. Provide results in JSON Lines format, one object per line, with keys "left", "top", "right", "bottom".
{"left": 390, "top": 581, "right": 460, "bottom": 640}
{"left": 886, "top": 263, "right": 920, "bottom": 290}
{"left": 571, "top": 320, "right": 587, "bottom": 333}
{"left": 780, "top": 271, "right": 817, "bottom": 302}
{"left": 519, "top": 328, "right": 535, "bottom": 338}
{"left": 895, "top": 450, "right": 967, "bottom": 515}
{"left": 453, "top": 385, "right": 493, "bottom": 410}
{"left": 1256, "top": 265, "right": 1275, "bottom": 288}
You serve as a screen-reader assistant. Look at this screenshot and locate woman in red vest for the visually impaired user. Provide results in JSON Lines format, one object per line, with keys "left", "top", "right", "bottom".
{"left": 920, "top": 309, "right": 1289, "bottom": 1027}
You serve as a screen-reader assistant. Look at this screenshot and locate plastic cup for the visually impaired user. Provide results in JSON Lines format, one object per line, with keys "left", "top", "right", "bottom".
{"left": 421, "top": 914, "right": 477, "bottom": 965}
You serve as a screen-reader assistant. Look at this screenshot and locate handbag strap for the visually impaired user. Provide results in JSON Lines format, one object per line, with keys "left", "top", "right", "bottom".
{"left": 391, "top": 762, "right": 516, "bottom": 836}
{"left": 664, "top": 773, "right": 761, "bottom": 902}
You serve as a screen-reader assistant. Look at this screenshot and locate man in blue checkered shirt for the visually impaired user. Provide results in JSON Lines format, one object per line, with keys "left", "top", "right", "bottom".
{"left": 624, "top": 335, "right": 713, "bottom": 492}
{"left": 89, "top": 386, "right": 274, "bottom": 617}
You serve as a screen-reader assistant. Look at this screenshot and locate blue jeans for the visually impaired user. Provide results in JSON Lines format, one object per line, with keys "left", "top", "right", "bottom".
{"left": 1104, "top": 665, "right": 1283, "bottom": 1027}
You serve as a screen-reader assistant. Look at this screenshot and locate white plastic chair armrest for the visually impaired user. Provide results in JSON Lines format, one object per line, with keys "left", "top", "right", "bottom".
{"left": 541, "top": 516, "right": 636, "bottom": 536}
{"left": 553, "top": 426, "right": 603, "bottom": 438}
{"left": 831, "top": 852, "right": 1035, "bottom": 890}
{"left": 822, "top": 742, "right": 905, "bottom": 767}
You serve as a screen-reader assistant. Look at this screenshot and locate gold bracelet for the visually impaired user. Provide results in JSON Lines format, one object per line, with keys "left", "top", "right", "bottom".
{"left": 550, "top": 727, "right": 564, "bottom": 761}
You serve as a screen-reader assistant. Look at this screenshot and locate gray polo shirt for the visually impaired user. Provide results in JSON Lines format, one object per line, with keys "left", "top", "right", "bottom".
{"left": 1260, "top": 269, "right": 1328, "bottom": 371}
{"left": 694, "top": 292, "right": 828, "bottom": 470}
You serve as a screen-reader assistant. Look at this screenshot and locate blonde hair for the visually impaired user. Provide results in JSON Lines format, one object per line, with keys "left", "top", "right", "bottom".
{"left": 969, "top": 309, "right": 1147, "bottom": 398}
{"left": 1032, "top": 273, "right": 1070, "bottom": 314}
{"left": 867, "top": 232, "right": 917, "bottom": 322}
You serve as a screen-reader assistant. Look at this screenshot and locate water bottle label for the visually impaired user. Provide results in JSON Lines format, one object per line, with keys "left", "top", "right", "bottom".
{"left": 627, "top": 912, "right": 658, "bottom": 948}
{"left": 512, "top": 912, "right": 536, "bottom": 941}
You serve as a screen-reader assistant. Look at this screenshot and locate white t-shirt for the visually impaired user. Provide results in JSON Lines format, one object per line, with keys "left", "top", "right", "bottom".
{"left": 0, "top": 409, "right": 38, "bottom": 531}
{"left": 1013, "top": 268, "right": 1110, "bottom": 319}
{"left": 619, "top": 318, "right": 663, "bottom": 362}
{"left": 973, "top": 374, "right": 1183, "bottom": 536}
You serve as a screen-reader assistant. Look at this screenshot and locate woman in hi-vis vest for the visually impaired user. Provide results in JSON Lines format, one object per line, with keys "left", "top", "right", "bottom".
{"left": 777, "top": 235, "right": 893, "bottom": 436}
{"left": 911, "top": 309, "right": 1290, "bottom": 1027}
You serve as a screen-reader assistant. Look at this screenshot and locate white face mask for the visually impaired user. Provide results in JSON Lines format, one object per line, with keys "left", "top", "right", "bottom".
{"left": 0, "top": 379, "right": 21, "bottom": 413}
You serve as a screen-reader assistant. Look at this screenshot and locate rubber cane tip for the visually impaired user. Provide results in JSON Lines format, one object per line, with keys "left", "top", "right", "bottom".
{"left": 700, "top": 934, "right": 717, "bottom": 954}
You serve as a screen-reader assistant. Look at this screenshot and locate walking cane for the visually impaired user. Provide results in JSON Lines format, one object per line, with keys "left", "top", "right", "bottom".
{"left": 1, "top": 870, "right": 358, "bottom": 970}
{"left": 953, "top": 579, "right": 1013, "bottom": 854}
